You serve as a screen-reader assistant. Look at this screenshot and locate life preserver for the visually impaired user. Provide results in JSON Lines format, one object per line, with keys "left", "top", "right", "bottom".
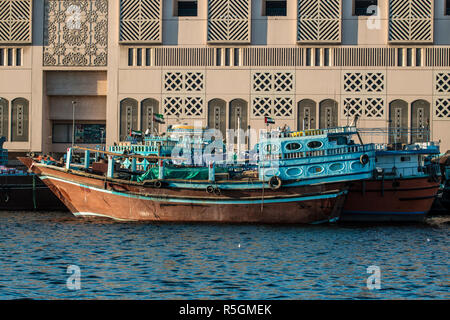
{"left": 213, "top": 187, "right": 221, "bottom": 196}
{"left": 206, "top": 186, "right": 215, "bottom": 194}
{"left": 360, "top": 154, "right": 370, "bottom": 165}
{"left": 269, "top": 176, "right": 282, "bottom": 190}
{"left": 154, "top": 180, "right": 162, "bottom": 188}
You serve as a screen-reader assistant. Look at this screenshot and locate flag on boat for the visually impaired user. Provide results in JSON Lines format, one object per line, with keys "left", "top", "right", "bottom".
{"left": 265, "top": 117, "right": 275, "bottom": 125}
{"left": 129, "top": 130, "right": 143, "bottom": 137}
{"left": 154, "top": 114, "right": 165, "bottom": 124}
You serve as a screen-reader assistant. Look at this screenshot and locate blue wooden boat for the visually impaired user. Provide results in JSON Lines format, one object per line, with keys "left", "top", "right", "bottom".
{"left": 19, "top": 126, "right": 376, "bottom": 223}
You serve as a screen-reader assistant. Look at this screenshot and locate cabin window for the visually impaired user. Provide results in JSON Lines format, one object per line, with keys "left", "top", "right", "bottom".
{"left": 354, "top": 0, "right": 378, "bottom": 16}
{"left": 175, "top": 1, "right": 198, "bottom": 17}
{"left": 446, "top": 0, "right": 450, "bottom": 15}
{"left": 307, "top": 141, "right": 323, "bottom": 149}
{"left": 329, "top": 136, "right": 347, "bottom": 145}
{"left": 263, "top": 1, "right": 287, "bottom": 17}
{"left": 400, "top": 156, "right": 411, "bottom": 162}
{"left": 286, "top": 142, "right": 302, "bottom": 151}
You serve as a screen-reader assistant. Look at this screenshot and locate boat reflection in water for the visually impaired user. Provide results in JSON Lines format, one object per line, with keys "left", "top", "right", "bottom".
{"left": 20, "top": 126, "right": 376, "bottom": 224}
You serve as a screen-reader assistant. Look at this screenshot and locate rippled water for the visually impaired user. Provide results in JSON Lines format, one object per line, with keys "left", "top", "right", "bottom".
{"left": 0, "top": 211, "right": 448, "bottom": 300}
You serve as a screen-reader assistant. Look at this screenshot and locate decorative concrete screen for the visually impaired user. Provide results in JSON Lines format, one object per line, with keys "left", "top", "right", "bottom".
{"left": 120, "top": 0, "right": 162, "bottom": 43}
{"left": 297, "top": 0, "right": 341, "bottom": 43}
{"left": 43, "top": 0, "right": 108, "bottom": 66}
{"left": 163, "top": 72, "right": 205, "bottom": 119}
{"left": 207, "top": 0, "right": 251, "bottom": 43}
{"left": 389, "top": 0, "right": 433, "bottom": 43}
{"left": 342, "top": 72, "right": 386, "bottom": 120}
{"left": 251, "top": 72, "right": 295, "bottom": 120}
{"left": 0, "top": 0, "right": 32, "bottom": 44}
{"left": 435, "top": 72, "right": 450, "bottom": 119}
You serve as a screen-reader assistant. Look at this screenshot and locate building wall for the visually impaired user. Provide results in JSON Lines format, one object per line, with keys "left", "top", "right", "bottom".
{"left": 0, "top": 0, "right": 449, "bottom": 154}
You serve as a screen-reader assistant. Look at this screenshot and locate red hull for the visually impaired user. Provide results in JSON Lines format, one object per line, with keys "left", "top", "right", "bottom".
{"left": 20, "top": 158, "right": 347, "bottom": 224}
{"left": 342, "top": 177, "right": 439, "bottom": 222}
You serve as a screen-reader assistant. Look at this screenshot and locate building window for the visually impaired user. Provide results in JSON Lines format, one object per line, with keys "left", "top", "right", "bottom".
{"left": 263, "top": 0, "right": 287, "bottom": 16}
{"left": 0, "top": 49, "right": 4, "bottom": 66}
{"left": 128, "top": 48, "right": 134, "bottom": 66}
{"left": 234, "top": 48, "right": 240, "bottom": 66}
{"left": 0, "top": 98, "right": 8, "bottom": 140}
{"left": 52, "top": 123, "right": 106, "bottom": 144}
{"left": 447, "top": 0, "right": 450, "bottom": 15}
{"left": 315, "top": 48, "right": 321, "bottom": 66}
{"left": 216, "top": 48, "right": 222, "bottom": 66}
{"left": 175, "top": 1, "right": 198, "bottom": 17}
{"left": 15, "top": 48, "right": 21, "bottom": 66}
{"left": 354, "top": 0, "right": 378, "bottom": 16}
{"left": 397, "top": 48, "right": 404, "bottom": 66}
{"left": 306, "top": 48, "right": 312, "bottom": 66}
{"left": 145, "top": 48, "right": 151, "bottom": 66}
{"left": 136, "top": 48, "right": 142, "bottom": 66}
{"left": 225, "top": 48, "right": 231, "bottom": 66}
{"left": 11, "top": 98, "right": 29, "bottom": 142}
{"left": 120, "top": 98, "right": 138, "bottom": 141}
{"left": 416, "top": 48, "right": 422, "bottom": 66}
{"left": 406, "top": 48, "right": 413, "bottom": 67}
{"left": 7, "top": 48, "right": 13, "bottom": 66}
{"left": 324, "top": 48, "right": 330, "bottom": 66}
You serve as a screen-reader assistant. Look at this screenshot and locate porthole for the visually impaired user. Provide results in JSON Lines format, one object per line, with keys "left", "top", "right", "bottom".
{"left": 285, "top": 142, "right": 302, "bottom": 151}
{"left": 330, "top": 163, "right": 344, "bottom": 172}
{"left": 307, "top": 141, "right": 323, "bottom": 149}
{"left": 308, "top": 166, "right": 324, "bottom": 174}
{"left": 286, "top": 167, "right": 302, "bottom": 177}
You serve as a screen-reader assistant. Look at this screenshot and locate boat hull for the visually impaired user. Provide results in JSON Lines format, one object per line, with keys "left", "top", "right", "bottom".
{"left": 0, "top": 174, "right": 66, "bottom": 211}
{"left": 20, "top": 158, "right": 347, "bottom": 224}
{"left": 342, "top": 177, "right": 439, "bottom": 222}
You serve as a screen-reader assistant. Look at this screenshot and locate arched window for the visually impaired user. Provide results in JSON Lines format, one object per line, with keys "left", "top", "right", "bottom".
{"left": 208, "top": 99, "right": 226, "bottom": 140}
{"left": 11, "top": 98, "right": 29, "bottom": 142}
{"left": 229, "top": 99, "right": 248, "bottom": 144}
{"left": 120, "top": 98, "right": 138, "bottom": 141}
{"left": 411, "top": 100, "right": 430, "bottom": 143}
{"left": 141, "top": 98, "right": 159, "bottom": 135}
{"left": 0, "top": 98, "right": 8, "bottom": 140}
{"left": 389, "top": 100, "right": 408, "bottom": 145}
{"left": 319, "top": 99, "right": 338, "bottom": 129}
{"left": 298, "top": 99, "right": 316, "bottom": 130}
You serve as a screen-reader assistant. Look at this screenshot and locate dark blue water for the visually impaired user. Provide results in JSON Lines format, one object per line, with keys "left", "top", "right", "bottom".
{"left": 0, "top": 211, "right": 448, "bottom": 299}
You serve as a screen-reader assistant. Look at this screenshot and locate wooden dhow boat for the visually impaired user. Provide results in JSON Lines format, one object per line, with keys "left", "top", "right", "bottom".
{"left": 19, "top": 126, "right": 376, "bottom": 224}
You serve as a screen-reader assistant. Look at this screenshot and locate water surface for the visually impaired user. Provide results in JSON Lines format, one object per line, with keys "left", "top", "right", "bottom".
{"left": 0, "top": 211, "right": 448, "bottom": 299}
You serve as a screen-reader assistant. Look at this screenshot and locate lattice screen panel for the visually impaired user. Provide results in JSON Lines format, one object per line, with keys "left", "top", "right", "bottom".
{"left": 435, "top": 72, "right": 450, "bottom": 93}
{"left": 252, "top": 72, "right": 294, "bottom": 94}
{"left": 251, "top": 96, "right": 294, "bottom": 120}
{"left": 0, "top": 0, "right": 32, "bottom": 43}
{"left": 343, "top": 97, "right": 385, "bottom": 119}
{"left": 389, "top": 0, "right": 433, "bottom": 43}
{"left": 435, "top": 98, "right": 450, "bottom": 118}
{"left": 343, "top": 72, "right": 385, "bottom": 93}
{"left": 120, "top": 0, "right": 162, "bottom": 43}
{"left": 297, "top": 0, "right": 341, "bottom": 43}
{"left": 207, "top": 0, "right": 251, "bottom": 43}
{"left": 164, "top": 72, "right": 205, "bottom": 93}
{"left": 163, "top": 96, "right": 205, "bottom": 118}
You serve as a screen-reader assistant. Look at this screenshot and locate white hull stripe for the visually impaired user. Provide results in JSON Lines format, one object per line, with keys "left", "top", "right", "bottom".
{"left": 40, "top": 175, "right": 345, "bottom": 205}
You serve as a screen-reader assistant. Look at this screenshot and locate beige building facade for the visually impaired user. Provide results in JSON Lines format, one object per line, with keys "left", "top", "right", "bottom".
{"left": 0, "top": 0, "right": 450, "bottom": 155}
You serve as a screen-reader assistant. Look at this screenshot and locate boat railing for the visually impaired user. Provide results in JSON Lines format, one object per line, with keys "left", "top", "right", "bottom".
{"left": 261, "top": 126, "right": 357, "bottom": 140}
{"left": 278, "top": 144, "right": 375, "bottom": 161}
